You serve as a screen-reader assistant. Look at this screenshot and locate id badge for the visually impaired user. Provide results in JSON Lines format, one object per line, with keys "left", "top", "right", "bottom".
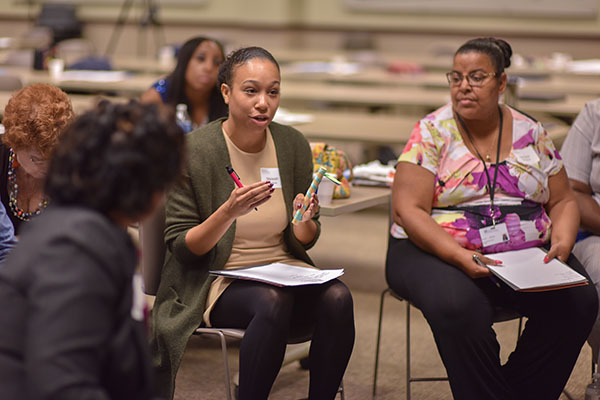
{"left": 479, "top": 223, "right": 510, "bottom": 247}
{"left": 260, "top": 168, "right": 282, "bottom": 188}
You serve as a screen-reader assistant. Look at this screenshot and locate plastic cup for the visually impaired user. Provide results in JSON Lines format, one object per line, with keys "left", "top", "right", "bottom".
{"left": 48, "top": 58, "right": 64, "bottom": 80}
{"left": 318, "top": 178, "right": 335, "bottom": 206}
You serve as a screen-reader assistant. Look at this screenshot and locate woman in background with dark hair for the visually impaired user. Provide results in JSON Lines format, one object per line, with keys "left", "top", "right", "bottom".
{"left": 0, "top": 100, "right": 184, "bottom": 400}
{"left": 140, "top": 36, "right": 228, "bottom": 130}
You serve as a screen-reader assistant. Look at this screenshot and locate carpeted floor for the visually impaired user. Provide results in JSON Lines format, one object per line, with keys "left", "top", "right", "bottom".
{"left": 170, "top": 208, "right": 594, "bottom": 399}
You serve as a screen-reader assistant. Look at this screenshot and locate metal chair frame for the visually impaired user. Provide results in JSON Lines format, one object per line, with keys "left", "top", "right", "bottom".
{"left": 372, "top": 287, "right": 525, "bottom": 400}
{"left": 372, "top": 288, "right": 577, "bottom": 400}
{"left": 193, "top": 327, "right": 344, "bottom": 400}
{"left": 193, "top": 327, "right": 245, "bottom": 400}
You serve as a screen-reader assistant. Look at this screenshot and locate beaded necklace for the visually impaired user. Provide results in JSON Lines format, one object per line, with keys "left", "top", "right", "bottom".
{"left": 7, "top": 149, "right": 48, "bottom": 221}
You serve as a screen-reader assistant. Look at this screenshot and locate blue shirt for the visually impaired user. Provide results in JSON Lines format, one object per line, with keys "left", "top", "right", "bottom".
{"left": 152, "top": 79, "right": 169, "bottom": 103}
{"left": 0, "top": 201, "right": 16, "bottom": 264}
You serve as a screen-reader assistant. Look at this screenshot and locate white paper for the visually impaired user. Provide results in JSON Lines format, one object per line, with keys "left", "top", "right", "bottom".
{"left": 565, "top": 59, "right": 600, "bottom": 74}
{"left": 284, "top": 61, "right": 362, "bottom": 76}
{"left": 58, "top": 70, "right": 131, "bottom": 82}
{"left": 352, "top": 160, "right": 395, "bottom": 186}
{"left": 273, "top": 108, "right": 314, "bottom": 125}
{"left": 485, "top": 247, "right": 587, "bottom": 291}
{"left": 210, "top": 263, "right": 344, "bottom": 287}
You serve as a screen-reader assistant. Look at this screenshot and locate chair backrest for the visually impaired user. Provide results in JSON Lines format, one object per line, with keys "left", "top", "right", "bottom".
{"left": 36, "top": 3, "right": 82, "bottom": 44}
{"left": 55, "top": 38, "right": 96, "bottom": 67}
{"left": 139, "top": 203, "right": 166, "bottom": 295}
{"left": 20, "top": 26, "right": 54, "bottom": 49}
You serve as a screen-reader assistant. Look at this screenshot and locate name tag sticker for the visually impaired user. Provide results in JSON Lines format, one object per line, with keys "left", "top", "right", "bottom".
{"left": 480, "top": 223, "right": 510, "bottom": 247}
{"left": 260, "top": 168, "right": 282, "bottom": 188}
{"left": 131, "top": 274, "right": 145, "bottom": 321}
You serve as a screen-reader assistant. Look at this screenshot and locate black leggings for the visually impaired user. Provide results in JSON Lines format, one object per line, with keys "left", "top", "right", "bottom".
{"left": 210, "top": 278, "right": 355, "bottom": 400}
{"left": 386, "top": 238, "right": 598, "bottom": 400}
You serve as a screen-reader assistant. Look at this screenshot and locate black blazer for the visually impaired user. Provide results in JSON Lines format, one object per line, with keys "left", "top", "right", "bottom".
{"left": 0, "top": 206, "right": 155, "bottom": 400}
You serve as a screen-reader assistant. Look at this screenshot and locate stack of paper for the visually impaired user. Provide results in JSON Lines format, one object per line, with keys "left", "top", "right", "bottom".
{"left": 565, "top": 59, "right": 600, "bottom": 74}
{"left": 352, "top": 160, "right": 395, "bottom": 187}
{"left": 59, "top": 70, "right": 131, "bottom": 82}
{"left": 284, "top": 61, "right": 362, "bottom": 76}
{"left": 273, "top": 108, "right": 314, "bottom": 125}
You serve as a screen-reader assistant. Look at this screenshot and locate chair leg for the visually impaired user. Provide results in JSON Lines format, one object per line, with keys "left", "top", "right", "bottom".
{"left": 592, "top": 345, "right": 597, "bottom": 377}
{"left": 339, "top": 379, "right": 345, "bottom": 400}
{"left": 215, "top": 331, "right": 234, "bottom": 400}
{"left": 406, "top": 300, "right": 411, "bottom": 400}
{"left": 405, "top": 299, "right": 447, "bottom": 397}
{"left": 372, "top": 288, "right": 390, "bottom": 399}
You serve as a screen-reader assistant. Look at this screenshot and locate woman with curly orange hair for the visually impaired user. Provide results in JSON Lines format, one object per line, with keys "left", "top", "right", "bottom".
{"left": 1, "top": 83, "right": 74, "bottom": 233}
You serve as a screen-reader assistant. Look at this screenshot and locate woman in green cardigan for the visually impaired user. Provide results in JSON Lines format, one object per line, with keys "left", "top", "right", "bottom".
{"left": 151, "top": 46, "right": 355, "bottom": 400}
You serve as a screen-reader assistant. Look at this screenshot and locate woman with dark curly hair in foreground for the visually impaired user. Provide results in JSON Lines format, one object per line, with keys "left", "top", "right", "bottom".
{"left": 0, "top": 100, "right": 184, "bottom": 400}
{"left": 1, "top": 83, "right": 75, "bottom": 233}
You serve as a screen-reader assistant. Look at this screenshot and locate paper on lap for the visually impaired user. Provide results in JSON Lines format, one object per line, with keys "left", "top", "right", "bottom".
{"left": 210, "top": 262, "right": 344, "bottom": 287}
{"left": 485, "top": 247, "right": 588, "bottom": 292}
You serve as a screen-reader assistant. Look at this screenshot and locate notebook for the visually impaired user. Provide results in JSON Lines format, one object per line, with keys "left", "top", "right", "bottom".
{"left": 484, "top": 247, "right": 588, "bottom": 292}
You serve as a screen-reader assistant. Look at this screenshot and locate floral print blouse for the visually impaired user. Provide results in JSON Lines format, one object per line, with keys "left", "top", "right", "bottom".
{"left": 391, "top": 104, "right": 563, "bottom": 253}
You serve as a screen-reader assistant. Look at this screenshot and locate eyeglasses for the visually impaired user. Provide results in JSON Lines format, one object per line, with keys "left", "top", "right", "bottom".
{"left": 445, "top": 71, "right": 496, "bottom": 87}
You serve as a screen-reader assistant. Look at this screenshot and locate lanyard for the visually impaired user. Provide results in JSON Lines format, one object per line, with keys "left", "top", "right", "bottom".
{"left": 455, "top": 106, "right": 503, "bottom": 226}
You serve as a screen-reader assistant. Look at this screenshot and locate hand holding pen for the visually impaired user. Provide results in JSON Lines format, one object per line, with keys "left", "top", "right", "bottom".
{"left": 456, "top": 249, "right": 501, "bottom": 279}
{"left": 225, "top": 166, "right": 273, "bottom": 216}
{"left": 472, "top": 253, "right": 503, "bottom": 288}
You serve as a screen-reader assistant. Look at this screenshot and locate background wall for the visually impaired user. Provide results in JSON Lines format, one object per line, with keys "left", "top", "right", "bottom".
{"left": 0, "top": 0, "right": 599, "bottom": 58}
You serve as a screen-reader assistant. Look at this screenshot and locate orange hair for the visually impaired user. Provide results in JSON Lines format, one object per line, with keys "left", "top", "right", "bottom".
{"left": 2, "top": 83, "right": 74, "bottom": 158}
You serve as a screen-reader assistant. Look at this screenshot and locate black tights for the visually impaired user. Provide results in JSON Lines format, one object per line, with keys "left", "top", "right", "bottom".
{"left": 210, "top": 279, "right": 355, "bottom": 400}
